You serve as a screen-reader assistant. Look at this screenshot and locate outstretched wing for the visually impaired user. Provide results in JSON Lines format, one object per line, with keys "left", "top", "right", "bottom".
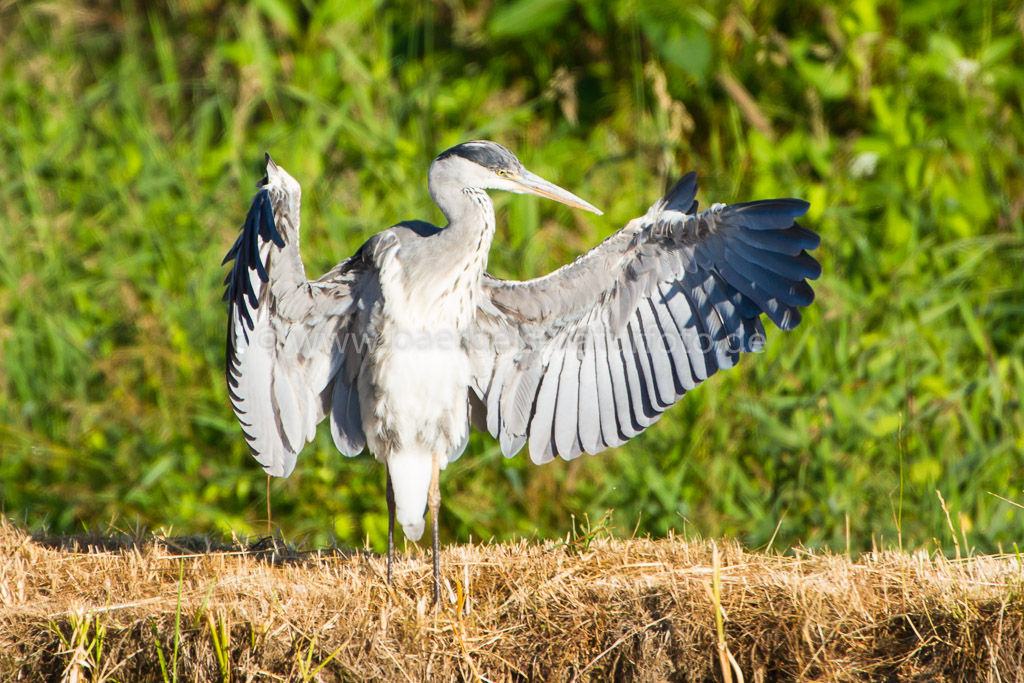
{"left": 470, "top": 172, "right": 821, "bottom": 464}
{"left": 223, "top": 156, "right": 368, "bottom": 477}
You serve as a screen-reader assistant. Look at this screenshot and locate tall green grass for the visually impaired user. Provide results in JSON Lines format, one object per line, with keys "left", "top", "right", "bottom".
{"left": 1, "top": 0, "right": 1022, "bottom": 554}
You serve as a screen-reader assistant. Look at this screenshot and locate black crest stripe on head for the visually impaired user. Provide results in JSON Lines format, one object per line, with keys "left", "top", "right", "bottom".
{"left": 437, "top": 141, "right": 519, "bottom": 172}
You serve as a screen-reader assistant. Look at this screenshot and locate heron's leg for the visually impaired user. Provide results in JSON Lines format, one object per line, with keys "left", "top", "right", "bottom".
{"left": 428, "top": 450, "right": 442, "bottom": 605}
{"left": 385, "top": 464, "right": 395, "bottom": 586}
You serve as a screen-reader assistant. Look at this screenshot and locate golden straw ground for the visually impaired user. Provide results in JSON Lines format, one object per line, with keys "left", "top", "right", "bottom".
{"left": 1, "top": 518, "right": 1022, "bottom": 681}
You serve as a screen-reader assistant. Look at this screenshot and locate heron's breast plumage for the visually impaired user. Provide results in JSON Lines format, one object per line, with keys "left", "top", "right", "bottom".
{"left": 360, "top": 250, "right": 480, "bottom": 464}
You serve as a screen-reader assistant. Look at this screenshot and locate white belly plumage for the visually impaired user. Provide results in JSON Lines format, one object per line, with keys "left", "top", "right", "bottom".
{"left": 371, "top": 333, "right": 469, "bottom": 453}
{"left": 361, "top": 262, "right": 476, "bottom": 540}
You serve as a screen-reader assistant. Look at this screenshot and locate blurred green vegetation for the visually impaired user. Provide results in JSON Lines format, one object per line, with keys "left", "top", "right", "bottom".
{"left": 1, "top": 0, "right": 1022, "bottom": 554}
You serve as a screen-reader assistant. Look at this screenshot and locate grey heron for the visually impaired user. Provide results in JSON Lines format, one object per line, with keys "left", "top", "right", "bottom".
{"left": 222, "top": 141, "right": 821, "bottom": 602}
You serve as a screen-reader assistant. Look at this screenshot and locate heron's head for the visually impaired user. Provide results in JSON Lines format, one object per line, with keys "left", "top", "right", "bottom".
{"left": 430, "top": 141, "right": 602, "bottom": 215}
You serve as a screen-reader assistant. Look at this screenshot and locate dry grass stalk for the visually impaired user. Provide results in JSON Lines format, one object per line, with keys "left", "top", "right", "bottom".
{"left": 715, "top": 70, "right": 776, "bottom": 141}
{"left": 937, "top": 490, "right": 962, "bottom": 562}
{"left": 2, "top": 518, "right": 1023, "bottom": 681}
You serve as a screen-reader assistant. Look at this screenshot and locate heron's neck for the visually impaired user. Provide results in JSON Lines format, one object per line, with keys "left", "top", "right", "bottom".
{"left": 433, "top": 184, "right": 496, "bottom": 276}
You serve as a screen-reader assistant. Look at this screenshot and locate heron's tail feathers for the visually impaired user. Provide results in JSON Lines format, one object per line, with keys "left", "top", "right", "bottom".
{"left": 387, "top": 450, "right": 436, "bottom": 542}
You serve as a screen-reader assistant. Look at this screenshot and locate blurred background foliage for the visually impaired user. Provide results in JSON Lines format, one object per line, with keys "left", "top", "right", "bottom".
{"left": 1, "top": 0, "right": 1022, "bottom": 554}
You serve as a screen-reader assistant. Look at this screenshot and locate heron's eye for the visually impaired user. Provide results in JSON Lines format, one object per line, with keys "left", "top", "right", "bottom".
{"left": 496, "top": 169, "right": 510, "bottom": 178}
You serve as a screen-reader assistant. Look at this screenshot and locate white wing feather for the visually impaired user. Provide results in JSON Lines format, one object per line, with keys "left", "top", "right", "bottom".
{"left": 223, "top": 157, "right": 366, "bottom": 477}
